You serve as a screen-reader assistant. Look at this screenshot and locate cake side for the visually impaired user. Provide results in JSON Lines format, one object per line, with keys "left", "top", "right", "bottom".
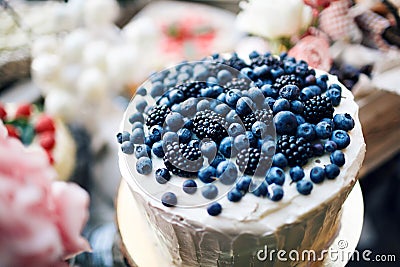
{"left": 118, "top": 54, "right": 366, "bottom": 266}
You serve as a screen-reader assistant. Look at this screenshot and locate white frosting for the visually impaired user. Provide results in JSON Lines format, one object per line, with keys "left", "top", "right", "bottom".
{"left": 118, "top": 72, "right": 366, "bottom": 266}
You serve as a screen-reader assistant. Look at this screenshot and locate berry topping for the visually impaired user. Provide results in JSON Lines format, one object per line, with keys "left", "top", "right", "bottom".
{"left": 198, "top": 166, "right": 217, "bottom": 184}
{"left": 163, "top": 141, "right": 203, "bottom": 177}
{"left": 39, "top": 132, "right": 56, "bottom": 150}
{"left": 136, "top": 157, "right": 152, "bottom": 175}
{"left": 333, "top": 113, "right": 355, "bottom": 131}
{"left": 134, "top": 144, "right": 151, "bottom": 159}
{"left": 224, "top": 78, "right": 250, "bottom": 92}
{"left": 273, "top": 74, "right": 302, "bottom": 90}
{"left": 207, "top": 202, "right": 222, "bottom": 216}
{"left": 296, "top": 123, "right": 316, "bottom": 142}
{"left": 183, "top": 180, "right": 197, "bottom": 194}
{"left": 297, "top": 180, "right": 313, "bottom": 195}
{"left": 265, "top": 167, "right": 285, "bottom": 185}
{"left": 216, "top": 161, "right": 238, "bottom": 185}
{"left": 274, "top": 111, "right": 298, "bottom": 135}
{"left": 155, "top": 168, "right": 171, "bottom": 184}
{"left": 242, "top": 109, "right": 273, "bottom": 131}
{"left": 35, "top": 115, "right": 55, "bottom": 134}
{"left": 289, "top": 166, "right": 305, "bottom": 182}
{"left": 161, "top": 192, "right": 177, "bottom": 207}
{"left": 325, "top": 164, "right": 340, "bottom": 179}
{"left": 267, "top": 184, "right": 284, "bottom": 201}
{"left": 146, "top": 105, "right": 170, "bottom": 129}
{"left": 15, "top": 104, "right": 32, "bottom": 119}
{"left": 303, "top": 95, "right": 334, "bottom": 123}
{"left": 236, "top": 147, "right": 263, "bottom": 175}
{"left": 315, "top": 121, "right": 333, "bottom": 139}
{"left": 272, "top": 153, "right": 288, "bottom": 168}
{"left": 276, "top": 135, "right": 312, "bottom": 167}
{"left": 227, "top": 188, "right": 243, "bottom": 202}
{"left": 310, "top": 166, "right": 325, "bottom": 184}
{"left": 330, "top": 130, "right": 350, "bottom": 149}
{"left": 279, "top": 85, "right": 300, "bottom": 100}
{"left": 330, "top": 150, "right": 345, "bottom": 167}
{"left": 202, "top": 184, "right": 218, "bottom": 199}
{"left": 192, "top": 110, "right": 227, "bottom": 142}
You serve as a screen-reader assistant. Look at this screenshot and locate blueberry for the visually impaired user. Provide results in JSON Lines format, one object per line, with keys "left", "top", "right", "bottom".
{"left": 324, "top": 140, "right": 337, "bottom": 153}
{"left": 254, "top": 65, "right": 269, "bottom": 78}
{"left": 207, "top": 76, "right": 218, "bottom": 85}
{"left": 234, "top": 134, "right": 250, "bottom": 151}
{"left": 227, "top": 188, "right": 243, "bottom": 202}
{"left": 155, "top": 168, "right": 171, "bottom": 184}
{"left": 329, "top": 83, "right": 342, "bottom": 92}
{"left": 264, "top": 97, "right": 276, "bottom": 109}
{"left": 150, "top": 82, "right": 164, "bottom": 98}
{"left": 296, "top": 180, "right": 313, "bottom": 195}
{"left": 180, "top": 98, "right": 197, "bottom": 117}
{"left": 136, "top": 157, "right": 152, "bottom": 175}
{"left": 163, "top": 131, "right": 178, "bottom": 144}
{"left": 273, "top": 98, "right": 290, "bottom": 113}
{"left": 197, "top": 99, "right": 210, "bottom": 111}
{"left": 249, "top": 50, "right": 260, "bottom": 59}
{"left": 194, "top": 66, "right": 209, "bottom": 80}
{"left": 214, "top": 104, "right": 230, "bottom": 116}
{"left": 325, "top": 164, "right": 340, "bottom": 179}
{"left": 226, "top": 110, "right": 241, "bottom": 124}
{"left": 200, "top": 87, "right": 215, "bottom": 97}
{"left": 330, "top": 130, "right": 350, "bottom": 149}
{"left": 219, "top": 137, "right": 237, "bottom": 158}
{"left": 152, "top": 141, "right": 164, "bottom": 158}
{"left": 296, "top": 115, "right": 306, "bottom": 125}
{"left": 279, "top": 85, "right": 300, "bottom": 100}
{"left": 261, "top": 84, "right": 279, "bottom": 98}
{"left": 131, "top": 121, "right": 144, "bottom": 131}
{"left": 129, "top": 112, "right": 144, "bottom": 124}
{"left": 261, "top": 140, "right": 275, "bottom": 157}
{"left": 315, "top": 121, "right": 333, "bottom": 139}
{"left": 178, "top": 128, "right": 192, "bottom": 143}
{"left": 247, "top": 88, "right": 265, "bottom": 106}
{"left": 265, "top": 167, "right": 285, "bottom": 185}
{"left": 228, "top": 123, "right": 245, "bottom": 137}
{"left": 310, "top": 166, "right": 325, "bottom": 184}
{"left": 200, "top": 140, "right": 217, "bottom": 159}
{"left": 136, "top": 99, "right": 147, "bottom": 113}
{"left": 136, "top": 87, "right": 147, "bottom": 96}
{"left": 316, "top": 77, "right": 328, "bottom": 92}
{"left": 312, "top": 143, "right": 324, "bottom": 156}
{"left": 216, "top": 161, "right": 238, "bottom": 185}
{"left": 184, "top": 119, "right": 193, "bottom": 130}
{"left": 189, "top": 139, "right": 200, "bottom": 149}
{"left": 210, "top": 153, "right": 226, "bottom": 168}
{"left": 165, "top": 112, "right": 184, "bottom": 131}
{"left": 150, "top": 124, "right": 163, "bottom": 137}
{"left": 297, "top": 123, "right": 316, "bottom": 142}
{"left": 202, "top": 184, "right": 218, "bottom": 199}
{"left": 272, "top": 153, "right": 288, "bottom": 168}
{"left": 236, "top": 97, "right": 255, "bottom": 116}
{"left": 289, "top": 166, "right": 305, "bottom": 182}
{"left": 157, "top": 97, "right": 171, "bottom": 107}
{"left": 198, "top": 166, "right": 217, "bottom": 183}
{"left": 326, "top": 88, "right": 341, "bottom": 106}
{"left": 252, "top": 181, "right": 268, "bottom": 197}
{"left": 134, "top": 144, "right": 151, "bottom": 158}
{"left": 267, "top": 184, "right": 284, "bottom": 201}
{"left": 183, "top": 180, "right": 197, "bottom": 194}
{"left": 161, "top": 192, "right": 177, "bottom": 207}
{"left": 300, "top": 86, "right": 318, "bottom": 101}
{"left": 207, "top": 202, "right": 222, "bottom": 216}
{"left": 236, "top": 176, "right": 251, "bottom": 192}
{"left": 305, "top": 74, "right": 316, "bottom": 85}
{"left": 144, "top": 136, "right": 154, "bottom": 148}
{"left": 290, "top": 100, "right": 304, "bottom": 114}
{"left": 241, "top": 67, "right": 255, "bottom": 80}
{"left": 274, "top": 111, "right": 298, "bottom": 135}
{"left": 226, "top": 90, "right": 242, "bottom": 107}
{"left": 245, "top": 131, "right": 258, "bottom": 147}
{"left": 117, "top": 132, "right": 123, "bottom": 144}
{"left": 131, "top": 128, "right": 145, "bottom": 144}
{"left": 121, "top": 131, "right": 130, "bottom": 142}
{"left": 251, "top": 121, "right": 268, "bottom": 138}
{"left": 217, "top": 93, "right": 226, "bottom": 103}
{"left": 330, "top": 150, "right": 345, "bottom": 166}
{"left": 271, "top": 67, "right": 284, "bottom": 78}
{"left": 217, "top": 69, "right": 233, "bottom": 84}
{"left": 333, "top": 113, "right": 355, "bottom": 131}
{"left": 121, "top": 141, "right": 134, "bottom": 154}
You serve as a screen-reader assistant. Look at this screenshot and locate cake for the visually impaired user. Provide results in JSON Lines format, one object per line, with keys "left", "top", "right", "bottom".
{"left": 0, "top": 102, "right": 76, "bottom": 181}
{"left": 117, "top": 52, "right": 366, "bottom": 266}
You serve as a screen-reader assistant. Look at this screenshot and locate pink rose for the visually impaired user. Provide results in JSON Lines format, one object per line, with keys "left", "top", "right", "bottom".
{"left": 288, "top": 35, "right": 332, "bottom": 71}
{"left": 0, "top": 122, "right": 90, "bottom": 267}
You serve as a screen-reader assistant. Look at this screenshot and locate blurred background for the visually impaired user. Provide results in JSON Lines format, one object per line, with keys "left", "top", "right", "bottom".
{"left": 1, "top": 0, "right": 399, "bottom": 266}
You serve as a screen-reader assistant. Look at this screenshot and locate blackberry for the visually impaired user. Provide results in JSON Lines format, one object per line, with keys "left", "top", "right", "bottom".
{"left": 223, "top": 78, "right": 251, "bottom": 92}
{"left": 276, "top": 135, "right": 313, "bottom": 167}
{"left": 250, "top": 54, "right": 282, "bottom": 69}
{"left": 176, "top": 81, "right": 208, "bottom": 98}
{"left": 272, "top": 74, "right": 302, "bottom": 89}
{"left": 303, "top": 95, "right": 334, "bottom": 123}
{"left": 219, "top": 54, "right": 248, "bottom": 71}
{"left": 192, "top": 110, "right": 228, "bottom": 143}
{"left": 163, "top": 141, "right": 204, "bottom": 177}
{"left": 242, "top": 109, "right": 273, "bottom": 131}
{"left": 146, "top": 105, "right": 170, "bottom": 129}
{"left": 236, "top": 147, "right": 262, "bottom": 175}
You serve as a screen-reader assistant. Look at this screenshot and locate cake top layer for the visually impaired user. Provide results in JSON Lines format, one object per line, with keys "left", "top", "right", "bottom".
{"left": 117, "top": 52, "right": 365, "bottom": 221}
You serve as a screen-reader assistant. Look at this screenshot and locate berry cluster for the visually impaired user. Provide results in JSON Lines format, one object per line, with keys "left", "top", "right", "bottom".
{"left": 1, "top": 102, "right": 57, "bottom": 164}
{"left": 118, "top": 51, "right": 356, "bottom": 216}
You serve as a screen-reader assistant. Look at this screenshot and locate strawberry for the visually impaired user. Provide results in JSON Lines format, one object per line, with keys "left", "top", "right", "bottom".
{"left": 5, "top": 124, "right": 19, "bottom": 139}
{"left": 39, "top": 132, "right": 56, "bottom": 150}
{"left": 15, "top": 104, "right": 32, "bottom": 119}
{"left": 0, "top": 104, "right": 7, "bottom": 120}
{"left": 45, "top": 150, "right": 55, "bottom": 165}
{"left": 35, "top": 115, "right": 55, "bottom": 133}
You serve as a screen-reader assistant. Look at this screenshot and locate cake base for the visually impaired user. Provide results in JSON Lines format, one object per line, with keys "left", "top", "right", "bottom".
{"left": 116, "top": 180, "right": 364, "bottom": 267}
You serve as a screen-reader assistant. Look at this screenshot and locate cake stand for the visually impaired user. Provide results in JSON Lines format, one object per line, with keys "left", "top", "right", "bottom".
{"left": 116, "top": 180, "right": 364, "bottom": 267}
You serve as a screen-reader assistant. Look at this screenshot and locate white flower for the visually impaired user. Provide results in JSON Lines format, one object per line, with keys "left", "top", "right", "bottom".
{"left": 236, "top": 0, "right": 313, "bottom": 40}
